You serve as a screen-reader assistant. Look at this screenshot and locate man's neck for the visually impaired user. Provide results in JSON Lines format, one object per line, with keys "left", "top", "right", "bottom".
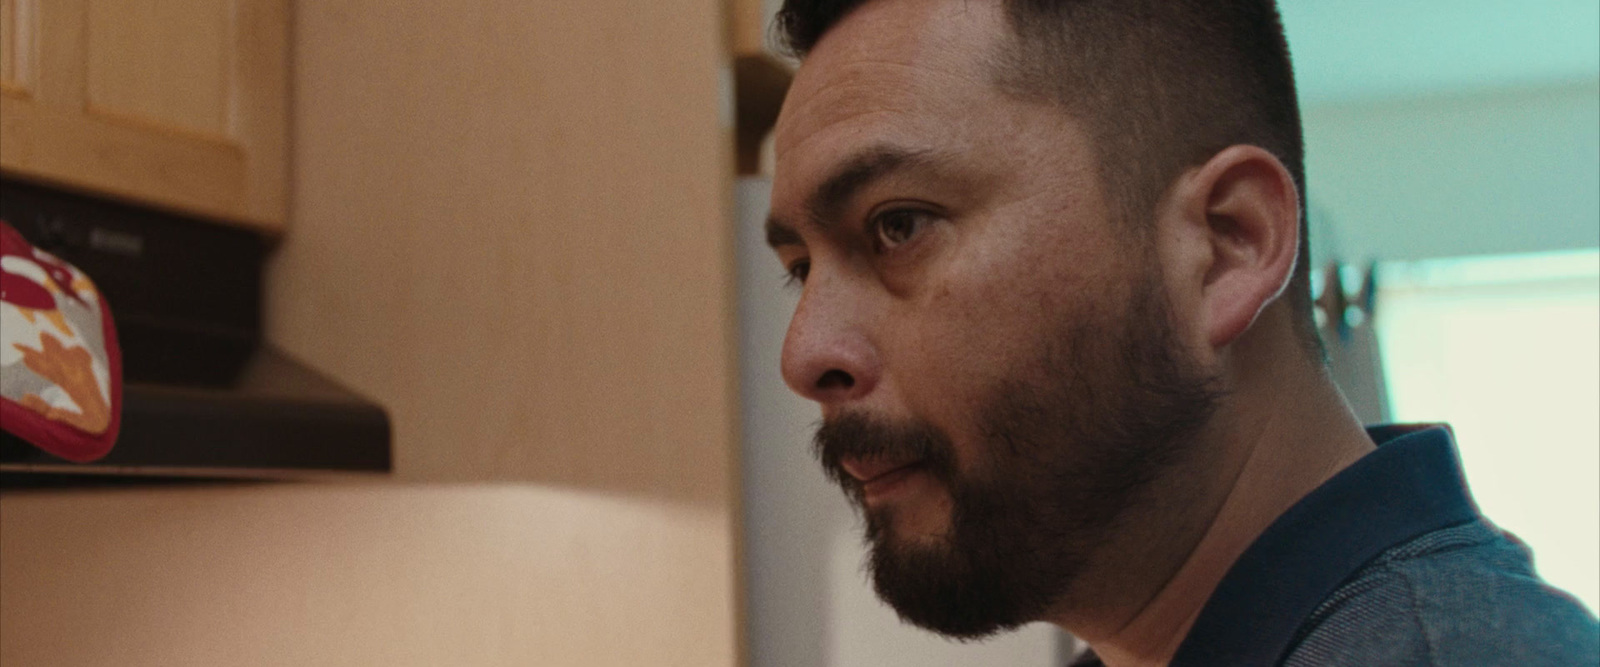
{"left": 1057, "top": 346, "right": 1377, "bottom": 666}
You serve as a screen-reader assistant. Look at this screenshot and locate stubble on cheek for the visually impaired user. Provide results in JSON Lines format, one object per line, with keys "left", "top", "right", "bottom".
{"left": 916, "top": 214, "right": 1116, "bottom": 407}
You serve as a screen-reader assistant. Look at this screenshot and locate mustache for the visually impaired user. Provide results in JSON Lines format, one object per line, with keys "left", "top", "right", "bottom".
{"left": 813, "top": 413, "right": 959, "bottom": 501}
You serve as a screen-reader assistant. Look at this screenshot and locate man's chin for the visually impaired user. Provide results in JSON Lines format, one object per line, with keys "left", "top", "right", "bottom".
{"left": 861, "top": 479, "right": 956, "bottom": 546}
{"left": 865, "top": 534, "right": 1024, "bottom": 640}
{"left": 860, "top": 473, "right": 1077, "bottom": 639}
{"left": 865, "top": 508, "right": 947, "bottom": 555}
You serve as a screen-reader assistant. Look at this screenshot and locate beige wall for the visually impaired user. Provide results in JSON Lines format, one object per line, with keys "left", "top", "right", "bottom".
{"left": 260, "top": 0, "right": 743, "bottom": 661}
{"left": 266, "top": 0, "right": 737, "bottom": 506}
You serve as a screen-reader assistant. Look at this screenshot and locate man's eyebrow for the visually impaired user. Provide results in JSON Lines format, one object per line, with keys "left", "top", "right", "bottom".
{"left": 766, "top": 217, "right": 803, "bottom": 248}
{"left": 765, "top": 145, "right": 935, "bottom": 250}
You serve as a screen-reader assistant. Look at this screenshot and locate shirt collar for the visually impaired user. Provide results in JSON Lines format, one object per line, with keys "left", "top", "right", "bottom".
{"left": 1168, "top": 424, "right": 1480, "bottom": 666}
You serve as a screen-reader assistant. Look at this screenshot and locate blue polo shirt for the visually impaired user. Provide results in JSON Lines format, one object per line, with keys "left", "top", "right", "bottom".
{"left": 1076, "top": 424, "right": 1600, "bottom": 666}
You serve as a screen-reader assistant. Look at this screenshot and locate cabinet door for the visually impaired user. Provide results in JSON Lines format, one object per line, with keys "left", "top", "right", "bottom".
{"left": 0, "top": 0, "right": 287, "bottom": 232}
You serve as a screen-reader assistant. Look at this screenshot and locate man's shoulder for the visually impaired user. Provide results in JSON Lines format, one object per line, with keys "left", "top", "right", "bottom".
{"left": 1283, "top": 520, "right": 1600, "bottom": 666}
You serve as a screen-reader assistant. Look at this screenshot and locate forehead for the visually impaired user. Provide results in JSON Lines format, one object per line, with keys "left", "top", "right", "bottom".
{"left": 772, "top": 0, "right": 1012, "bottom": 187}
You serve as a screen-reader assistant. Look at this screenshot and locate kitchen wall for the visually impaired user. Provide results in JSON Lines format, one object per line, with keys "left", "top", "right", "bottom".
{"left": 1281, "top": 0, "right": 1598, "bottom": 266}
{"left": 1304, "top": 79, "right": 1600, "bottom": 265}
{"left": 258, "top": 0, "right": 742, "bottom": 664}
{"left": 267, "top": 1, "right": 736, "bottom": 503}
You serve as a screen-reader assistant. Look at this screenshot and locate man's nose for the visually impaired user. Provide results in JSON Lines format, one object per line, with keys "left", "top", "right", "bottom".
{"left": 780, "top": 286, "right": 881, "bottom": 406}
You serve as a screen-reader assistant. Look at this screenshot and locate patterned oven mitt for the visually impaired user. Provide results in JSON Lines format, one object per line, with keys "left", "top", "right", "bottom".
{"left": 0, "top": 219, "right": 122, "bottom": 462}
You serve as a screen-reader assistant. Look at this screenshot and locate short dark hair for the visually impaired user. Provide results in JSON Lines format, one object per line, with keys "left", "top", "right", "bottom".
{"left": 775, "top": 0, "right": 1321, "bottom": 356}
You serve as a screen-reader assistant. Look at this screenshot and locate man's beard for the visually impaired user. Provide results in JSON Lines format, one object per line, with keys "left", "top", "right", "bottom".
{"left": 814, "top": 273, "right": 1225, "bottom": 639}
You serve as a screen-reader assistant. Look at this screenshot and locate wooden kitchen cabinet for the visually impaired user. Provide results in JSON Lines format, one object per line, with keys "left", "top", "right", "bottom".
{"left": 0, "top": 0, "right": 288, "bottom": 232}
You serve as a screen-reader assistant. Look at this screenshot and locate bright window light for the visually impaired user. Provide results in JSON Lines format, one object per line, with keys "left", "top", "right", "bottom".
{"left": 1375, "top": 248, "right": 1599, "bottom": 615}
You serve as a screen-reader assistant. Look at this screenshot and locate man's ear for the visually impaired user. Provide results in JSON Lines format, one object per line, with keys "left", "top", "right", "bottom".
{"left": 1164, "top": 145, "right": 1301, "bottom": 350}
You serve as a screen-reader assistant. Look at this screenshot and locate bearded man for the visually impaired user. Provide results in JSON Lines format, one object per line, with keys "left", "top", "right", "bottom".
{"left": 761, "top": 1, "right": 1600, "bottom": 664}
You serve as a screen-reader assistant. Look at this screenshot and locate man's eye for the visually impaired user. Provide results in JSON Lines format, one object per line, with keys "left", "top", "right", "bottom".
{"left": 783, "top": 260, "right": 811, "bottom": 287}
{"left": 871, "top": 209, "right": 932, "bottom": 252}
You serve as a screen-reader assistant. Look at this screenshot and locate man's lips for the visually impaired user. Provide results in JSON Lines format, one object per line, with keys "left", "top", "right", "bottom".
{"left": 841, "top": 457, "right": 924, "bottom": 487}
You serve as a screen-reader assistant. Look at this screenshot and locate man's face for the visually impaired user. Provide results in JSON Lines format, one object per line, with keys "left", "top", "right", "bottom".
{"left": 767, "top": 0, "right": 1222, "bottom": 638}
